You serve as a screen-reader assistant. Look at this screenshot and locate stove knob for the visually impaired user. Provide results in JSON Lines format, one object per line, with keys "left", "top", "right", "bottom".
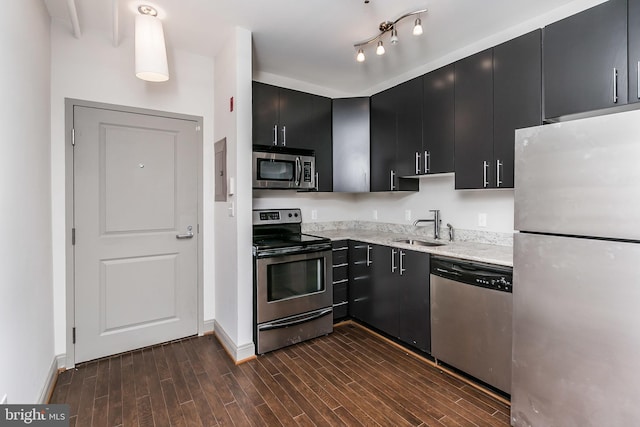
{"left": 294, "top": 213, "right": 299, "bottom": 217}
{"left": 288, "top": 213, "right": 293, "bottom": 217}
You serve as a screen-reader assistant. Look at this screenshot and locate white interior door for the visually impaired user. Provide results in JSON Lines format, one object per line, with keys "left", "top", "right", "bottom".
{"left": 73, "top": 105, "right": 198, "bottom": 363}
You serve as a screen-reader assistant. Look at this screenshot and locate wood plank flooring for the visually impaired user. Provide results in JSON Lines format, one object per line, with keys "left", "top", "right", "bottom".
{"left": 50, "top": 323, "right": 510, "bottom": 426}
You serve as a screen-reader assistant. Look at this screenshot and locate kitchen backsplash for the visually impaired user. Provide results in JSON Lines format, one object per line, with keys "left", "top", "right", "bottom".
{"left": 302, "top": 221, "right": 513, "bottom": 247}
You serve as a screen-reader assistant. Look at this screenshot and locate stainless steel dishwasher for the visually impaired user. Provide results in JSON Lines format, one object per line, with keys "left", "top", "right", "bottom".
{"left": 430, "top": 256, "right": 513, "bottom": 394}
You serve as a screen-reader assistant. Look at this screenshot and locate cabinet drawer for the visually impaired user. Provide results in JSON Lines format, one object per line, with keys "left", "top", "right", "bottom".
{"left": 333, "top": 301, "right": 348, "bottom": 320}
{"left": 332, "top": 244, "right": 349, "bottom": 264}
{"left": 333, "top": 282, "right": 348, "bottom": 304}
{"left": 333, "top": 264, "right": 348, "bottom": 283}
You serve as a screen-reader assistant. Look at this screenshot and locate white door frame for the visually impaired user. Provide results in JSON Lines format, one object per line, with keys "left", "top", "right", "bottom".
{"left": 64, "top": 98, "right": 204, "bottom": 368}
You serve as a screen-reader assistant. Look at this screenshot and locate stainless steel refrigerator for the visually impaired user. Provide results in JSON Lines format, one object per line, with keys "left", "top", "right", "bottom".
{"left": 512, "top": 109, "right": 640, "bottom": 427}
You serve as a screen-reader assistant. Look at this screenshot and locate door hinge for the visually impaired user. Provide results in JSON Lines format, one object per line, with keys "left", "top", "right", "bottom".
{"left": 71, "top": 128, "right": 75, "bottom": 146}
{"left": 72, "top": 228, "right": 76, "bottom": 245}
{"left": 197, "top": 224, "right": 200, "bottom": 234}
{"left": 72, "top": 327, "right": 76, "bottom": 344}
{"left": 195, "top": 125, "right": 201, "bottom": 132}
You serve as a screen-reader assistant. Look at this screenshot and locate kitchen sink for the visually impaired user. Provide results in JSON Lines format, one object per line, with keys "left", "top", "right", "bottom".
{"left": 393, "top": 238, "right": 446, "bottom": 247}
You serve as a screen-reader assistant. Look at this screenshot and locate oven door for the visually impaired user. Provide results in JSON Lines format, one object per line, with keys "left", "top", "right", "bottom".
{"left": 255, "top": 249, "right": 333, "bottom": 324}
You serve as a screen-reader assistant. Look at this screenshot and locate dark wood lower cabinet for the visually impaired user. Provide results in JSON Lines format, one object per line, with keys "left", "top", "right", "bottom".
{"left": 348, "top": 241, "right": 373, "bottom": 325}
{"left": 332, "top": 240, "right": 349, "bottom": 321}
{"left": 349, "top": 241, "right": 430, "bottom": 353}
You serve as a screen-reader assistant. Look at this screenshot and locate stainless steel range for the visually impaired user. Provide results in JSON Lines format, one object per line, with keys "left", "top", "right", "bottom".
{"left": 252, "top": 208, "right": 333, "bottom": 354}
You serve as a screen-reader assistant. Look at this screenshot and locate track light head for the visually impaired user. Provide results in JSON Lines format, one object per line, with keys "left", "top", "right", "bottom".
{"left": 413, "top": 17, "right": 423, "bottom": 36}
{"left": 390, "top": 28, "right": 399, "bottom": 44}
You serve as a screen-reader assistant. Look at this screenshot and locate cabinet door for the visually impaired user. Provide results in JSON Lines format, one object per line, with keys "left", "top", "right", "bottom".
{"left": 370, "top": 89, "right": 397, "bottom": 191}
{"left": 454, "top": 49, "right": 494, "bottom": 189}
{"left": 395, "top": 77, "right": 423, "bottom": 177}
{"left": 629, "top": 0, "right": 640, "bottom": 104}
{"left": 493, "top": 30, "right": 542, "bottom": 189}
{"left": 252, "top": 81, "right": 280, "bottom": 146}
{"left": 332, "top": 97, "right": 370, "bottom": 192}
{"left": 543, "top": 0, "right": 627, "bottom": 118}
{"left": 309, "top": 94, "right": 333, "bottom": 192}
{"left": 398, "top": 250, "right": 430, "bottom": 353}
{"left": 370, "top": 245, "right": 398, "bottom": 337}
{"left": 278, "top": 87, "right": 314, "bottom": 148}
{"left": 423, "top": 64, "right": 455, "bottom": 174}
{"left": 348, "top": 241, "right": 373, "bottom": 324}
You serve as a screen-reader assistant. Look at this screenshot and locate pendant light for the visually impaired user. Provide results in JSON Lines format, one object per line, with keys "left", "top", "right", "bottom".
{"left": 135, "top": 5, "right": 169, "bottom": 82}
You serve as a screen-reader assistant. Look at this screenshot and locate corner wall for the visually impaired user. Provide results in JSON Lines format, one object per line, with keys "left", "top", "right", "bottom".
{"left": 0, "top": 0, "right": 55, "bottom": 402}
{"left": 213, "top": 27, "right": 254, "bottom": 360}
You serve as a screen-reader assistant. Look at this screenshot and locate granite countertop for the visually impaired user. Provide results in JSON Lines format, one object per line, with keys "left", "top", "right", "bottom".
{"left": 309, "top": 229, "right": 513, "bottom": 267}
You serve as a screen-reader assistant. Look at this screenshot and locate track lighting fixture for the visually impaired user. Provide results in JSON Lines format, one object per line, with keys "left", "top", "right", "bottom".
{"left": 353, "top": 8, "right": 427, "bottom": 62}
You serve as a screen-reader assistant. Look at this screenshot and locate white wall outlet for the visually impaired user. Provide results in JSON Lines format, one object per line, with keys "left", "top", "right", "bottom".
{"left": 405, "top": 210, "right": 412, "bottom": 221}
{"left": 311, "top": 209, "right": 318, "bottom": 220}
{"left": 373, "top": 209, "right": 378, "bottom": 220}
{"left": 1, "top": 393, "right": 7, "bottom": 404}
{"left": 478, "top": 212, "right": 487, "bottom": 227}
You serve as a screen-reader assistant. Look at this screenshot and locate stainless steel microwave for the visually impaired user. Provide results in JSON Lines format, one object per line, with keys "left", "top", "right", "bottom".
{"left": 252, "top": 145, "right": 316, "bottom": 190}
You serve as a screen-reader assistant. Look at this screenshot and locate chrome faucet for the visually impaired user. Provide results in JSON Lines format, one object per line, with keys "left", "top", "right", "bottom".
{"left": 413, "top": 209, "right": 441, "bottom": 239}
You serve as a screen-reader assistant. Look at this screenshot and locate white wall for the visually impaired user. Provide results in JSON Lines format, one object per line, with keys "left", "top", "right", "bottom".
{"left": 213, "top": 27, "right": 254, "bottom": 359}
{"left": 253, "top": 191, "right": 359, "bottom": 223}
{"left": 50, "top": 22, "right": 215, "bottom": 356}
{"left": 354, "top": 175, "right": 514, "bottom": 232}
{"left": 254, "top": 175, "right": 514, "bottom": 233}
{"left": 0, "top": 0, "right": 55, "bottom": 402}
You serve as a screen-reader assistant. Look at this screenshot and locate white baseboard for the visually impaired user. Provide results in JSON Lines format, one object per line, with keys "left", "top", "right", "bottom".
{"left": 213, "top": 320, "right": 255, "bottom": 362}
{"left": 203, "top": 319, "right": 215, "bottom": 334}
{"left": 39, "top": 354, "right": 65, "bottom": 404}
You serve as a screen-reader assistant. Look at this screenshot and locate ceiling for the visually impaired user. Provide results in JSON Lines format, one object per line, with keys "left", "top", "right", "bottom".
{"left": 44, "top": 0, "right": 598, "bottom": 96}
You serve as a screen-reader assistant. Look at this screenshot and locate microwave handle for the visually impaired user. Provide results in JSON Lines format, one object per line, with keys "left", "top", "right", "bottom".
{"left": 295, "top": 157, "right": 302, "bottom": 186}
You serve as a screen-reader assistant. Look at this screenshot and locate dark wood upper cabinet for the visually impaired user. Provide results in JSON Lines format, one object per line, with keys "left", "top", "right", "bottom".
{"left": 455, "top": 31, "right": 541, "bottom": 190}
{"left": 252, "top": 81, "right": 280, "bottom": 146}
{"left": 629, "top": 0, "right": 640, "bottom": 104}
{"left": 493, "top": 29, "right": 542, "bottom": 189}
{"left": 370, "top": 81, "right": 420, "bottom": 192}
{"left": 422, "top": 64, "right": 455, "bottom": 175}
{"left": 332, "top": 98, "right": 370, "bottom": 192}
{"left": 454, "top": 48, "right": 494, "bottom": 190}
{"left": 543, "top": 0, "right": 627, "bottom": 119}
{"left": 370, "top": 88, "right": 399, "bottom": 192}
{"left": 252, "top": 81, "right": 333, "bottom": 191}
{"left": 395, "top": 77, "right": 424, "bottom": 178}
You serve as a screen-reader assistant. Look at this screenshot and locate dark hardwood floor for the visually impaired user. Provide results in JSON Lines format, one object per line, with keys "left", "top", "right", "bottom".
{"left": 50, "top": 323, "right": 510, "bottom": 426}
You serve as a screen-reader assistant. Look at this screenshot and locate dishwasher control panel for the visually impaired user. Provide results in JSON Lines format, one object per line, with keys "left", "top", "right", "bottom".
{"left": 431, "top": 257, "right": 513, "bottom": 293}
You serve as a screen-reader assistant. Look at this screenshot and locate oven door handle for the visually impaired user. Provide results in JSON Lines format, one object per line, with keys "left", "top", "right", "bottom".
{"left": 258, "top": 307, "right": 333, "bottom": 331}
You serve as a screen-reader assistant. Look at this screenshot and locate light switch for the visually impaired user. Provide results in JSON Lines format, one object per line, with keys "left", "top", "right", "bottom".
{"left": 228, "top": 177, "right": 235, "bottom": 195}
